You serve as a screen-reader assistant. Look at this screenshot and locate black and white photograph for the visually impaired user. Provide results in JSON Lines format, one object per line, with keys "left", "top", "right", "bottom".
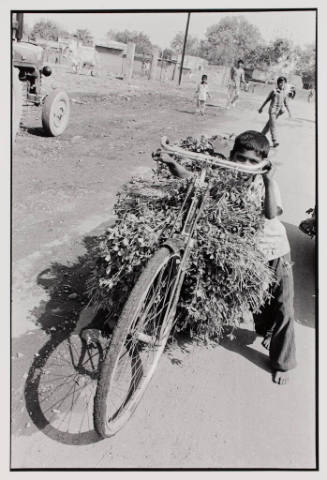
{"left": 5, "top": 0, "right": 322, "bottom": 472}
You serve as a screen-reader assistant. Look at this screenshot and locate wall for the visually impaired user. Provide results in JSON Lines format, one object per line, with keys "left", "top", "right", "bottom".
{"left": 95, "top": 45, "right": 124, "bottom": 76}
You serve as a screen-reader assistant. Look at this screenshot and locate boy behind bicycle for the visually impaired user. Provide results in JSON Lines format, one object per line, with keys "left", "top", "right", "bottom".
{"left": 154, "top": 130, "right": 296, "bottom": 385}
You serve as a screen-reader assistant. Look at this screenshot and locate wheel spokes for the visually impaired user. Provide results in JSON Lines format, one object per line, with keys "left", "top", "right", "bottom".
{"left": 105, "top": 255, "right": 178, "bottom": 422}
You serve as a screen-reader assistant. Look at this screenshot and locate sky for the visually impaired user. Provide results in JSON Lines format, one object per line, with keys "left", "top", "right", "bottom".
{"left": 23, "top": 10, "right": 316, "bottom": 49}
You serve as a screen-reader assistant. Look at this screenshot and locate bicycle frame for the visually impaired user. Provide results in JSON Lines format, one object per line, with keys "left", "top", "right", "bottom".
{"left": 159, "top": 163, "right": 212, "bottom": 338}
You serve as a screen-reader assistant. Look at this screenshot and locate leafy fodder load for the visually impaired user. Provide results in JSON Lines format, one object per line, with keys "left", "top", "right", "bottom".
{"left": 87, "top": 136, "right": 274, "bottom": 343}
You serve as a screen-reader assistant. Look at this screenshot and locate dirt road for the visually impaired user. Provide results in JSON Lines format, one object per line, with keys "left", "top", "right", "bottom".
{"left": 11, "top": 68, "right": 316, "bottom": 469}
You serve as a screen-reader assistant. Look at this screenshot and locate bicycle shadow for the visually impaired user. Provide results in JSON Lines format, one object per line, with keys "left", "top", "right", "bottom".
{"left": 15, "top": 235, "right": 106, "bottom": 445}
{"left": 23, "top": 331, "right": 102, "bottom": 445}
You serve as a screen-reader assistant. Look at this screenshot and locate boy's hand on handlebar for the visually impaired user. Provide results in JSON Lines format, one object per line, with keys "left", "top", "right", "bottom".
{"left": 152, "top": 149, "right": 176, "bottom": 166}
{"left": 152, "top": 148, "right": 163, "bottom": 162}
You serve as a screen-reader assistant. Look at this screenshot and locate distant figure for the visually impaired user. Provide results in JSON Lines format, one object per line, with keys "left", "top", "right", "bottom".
{"left": 258, "top": 76, "right": 292, "bottom": 148}
{"left": 194, "top": 74, "right": 211, "bottom": 115}
{"left": 142, "top": 59, "right": 151, "bottom": 79}
{"left": 226, "top": 59, "right": 245, "bottom": 108}
{"left": 307, "top": 87, "right": 315, "bottom": 103}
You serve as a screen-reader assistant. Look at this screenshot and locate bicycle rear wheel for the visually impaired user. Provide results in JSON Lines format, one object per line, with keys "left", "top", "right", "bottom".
{"left": 93, "top": 247, "right": 180, "bottom": 438}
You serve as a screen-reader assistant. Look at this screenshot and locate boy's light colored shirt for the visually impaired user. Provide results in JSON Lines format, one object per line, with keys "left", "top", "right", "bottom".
{"left": 249, "top": 176, "right": 290, "bottom": 261}
{"left": 196, "top": 83, "right": 209, "bottom": 101}
{"left": 268, "top": 88, "right": 289, "bottom": 114}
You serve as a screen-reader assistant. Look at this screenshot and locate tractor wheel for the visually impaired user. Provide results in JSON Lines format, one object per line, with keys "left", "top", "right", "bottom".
{"left": 12, "top": 67, "right": 23, "bottom": 143}
{"left": 42, "top": 89, "right": 70, "bottom": 136}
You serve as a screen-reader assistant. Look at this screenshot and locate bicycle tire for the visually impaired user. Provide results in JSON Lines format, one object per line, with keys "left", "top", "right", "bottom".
{"left": 94, "top": 247, "right": 180, "bottom": 438}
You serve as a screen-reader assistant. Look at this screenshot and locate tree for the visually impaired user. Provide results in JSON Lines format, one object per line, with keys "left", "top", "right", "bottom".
{"left": 105, "top": 29, "right": 116, "bottom": 42}
{"left": 106, "top": 29, "right": 153, "bottom": 55}
{"left": 203, "top": 15, "right": 263, "bottom": 65}
{"left": 58, "top": 28, "right": 72, "bottom": 40}
{"left": 74, "top": 28, "right": 93, "bottom": 46}
{"left": 23, "top": 22, "right": 30, "bottom": 39}
{"left": 266, "top": 38, "right": 293, "bottom": 65}
{"left": 170, "top": 31, "right": 201, "bottom": 56}
{"left": 31, "top": 19, "right": 59, "bottom": 41}
{"left": 243, "top": 44, "right": 271, "bottom": 70}
{"left": 294, "top": 44, "right": 315, "bottom": 87}
{"left": 161, "top": 48, "right": 175, "bottom": 60}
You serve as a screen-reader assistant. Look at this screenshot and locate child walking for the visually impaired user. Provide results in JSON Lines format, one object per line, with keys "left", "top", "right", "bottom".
{"left": 153, "top": 130, "right": 296, "bottom": 385}
{"left": 194, "top": 74, "right": 210, "bottom": 115}
{"left": 258, "top": 76, "right": 292, "bottom": 148}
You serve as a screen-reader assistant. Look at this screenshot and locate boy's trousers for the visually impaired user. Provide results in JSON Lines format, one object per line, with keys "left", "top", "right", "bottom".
{"left": 262, "top": 109, "right": 284, "bottom": 144}
{"left": 253, "top": 253, "right": 297, "bottom": 372}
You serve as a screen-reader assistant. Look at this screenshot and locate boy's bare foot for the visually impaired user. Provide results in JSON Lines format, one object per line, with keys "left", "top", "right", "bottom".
{"left": 273, "top": 370, "right": 289, "bottom": 385}
{"left": 262, "top": 333, "right": 272, "bottom": 350}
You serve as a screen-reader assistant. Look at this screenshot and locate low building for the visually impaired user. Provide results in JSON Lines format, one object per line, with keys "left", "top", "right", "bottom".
{"left": 94, "top": 41, "right": 127, "bottom": 76}
{"left": 177, "top": 54, "right": 209, "bottom": 77}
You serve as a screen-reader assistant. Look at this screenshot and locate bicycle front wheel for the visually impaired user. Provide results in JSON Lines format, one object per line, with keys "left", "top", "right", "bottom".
{"left": 94, "top": 247, "right": 180, "bottom": 438}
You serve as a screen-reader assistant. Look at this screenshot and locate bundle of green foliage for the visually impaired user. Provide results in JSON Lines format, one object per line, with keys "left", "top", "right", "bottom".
{"left": 87, "top": 136, "right": 274, "bottom": 342}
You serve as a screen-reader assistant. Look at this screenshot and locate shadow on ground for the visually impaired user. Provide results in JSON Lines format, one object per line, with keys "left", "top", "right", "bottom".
{"left": 26, "top": 127, "right": 48, "bottom": 137}
{"left": 175, "top": 109, "right": 195, "bottom": 115}
{"left": 285, "top": 222, "right": 316, "bottom": 329}
{"left": 220, "top": 328, "right": 272, "bottom": 374}
{"left": 12, "top": 235, "right": 107, "bottom": 445}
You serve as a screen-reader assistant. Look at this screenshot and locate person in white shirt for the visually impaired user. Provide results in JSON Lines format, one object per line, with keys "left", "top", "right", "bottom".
{"left": 194, "top": 74, "right": 210, "bottom": 115}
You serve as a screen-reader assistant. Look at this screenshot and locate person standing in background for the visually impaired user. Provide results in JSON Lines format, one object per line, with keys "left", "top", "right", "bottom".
{"left": 194, "top": 74, "right": 211, "bottom": 115}
{"left": 226, "top": 59, "right": 246, "bottom": 108}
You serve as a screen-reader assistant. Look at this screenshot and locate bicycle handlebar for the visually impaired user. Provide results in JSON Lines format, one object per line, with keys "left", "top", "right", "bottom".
{"left": 160, "top": 136, "right": 270, "bottom": 175}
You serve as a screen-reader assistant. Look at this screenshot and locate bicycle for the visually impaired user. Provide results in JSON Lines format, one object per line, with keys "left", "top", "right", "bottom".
{"left": 92, "top": 135, "right": 270, "bottom": 438}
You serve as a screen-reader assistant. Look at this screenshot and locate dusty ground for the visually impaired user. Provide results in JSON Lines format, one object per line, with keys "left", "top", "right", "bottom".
{"left": 11, "top": 66, "right": 316, "bottom": 469}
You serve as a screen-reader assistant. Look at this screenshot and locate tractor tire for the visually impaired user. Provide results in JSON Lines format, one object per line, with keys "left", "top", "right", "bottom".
{"left": 12, "top": 67, "right": 23, "bottom": 143}
{"left": 42, "top": 89, "right": 70, "bottom": 136}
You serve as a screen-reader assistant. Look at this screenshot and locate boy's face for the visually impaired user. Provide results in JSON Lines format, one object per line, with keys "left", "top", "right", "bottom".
{"left": 277, "top": 79, "right": 286, "bottom": 89}
{"left": 230, "top": 149, "right": 263, "bottom": 166}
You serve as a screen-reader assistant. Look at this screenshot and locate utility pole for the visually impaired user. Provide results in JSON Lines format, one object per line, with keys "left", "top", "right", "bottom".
{"left": 178, "top": 12, "right": 191, "bottom": 86}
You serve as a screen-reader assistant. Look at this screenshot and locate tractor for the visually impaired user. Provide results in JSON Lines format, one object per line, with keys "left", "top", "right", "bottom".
{"left": 12, "top": 13, "right": 70, "bottom": 142}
